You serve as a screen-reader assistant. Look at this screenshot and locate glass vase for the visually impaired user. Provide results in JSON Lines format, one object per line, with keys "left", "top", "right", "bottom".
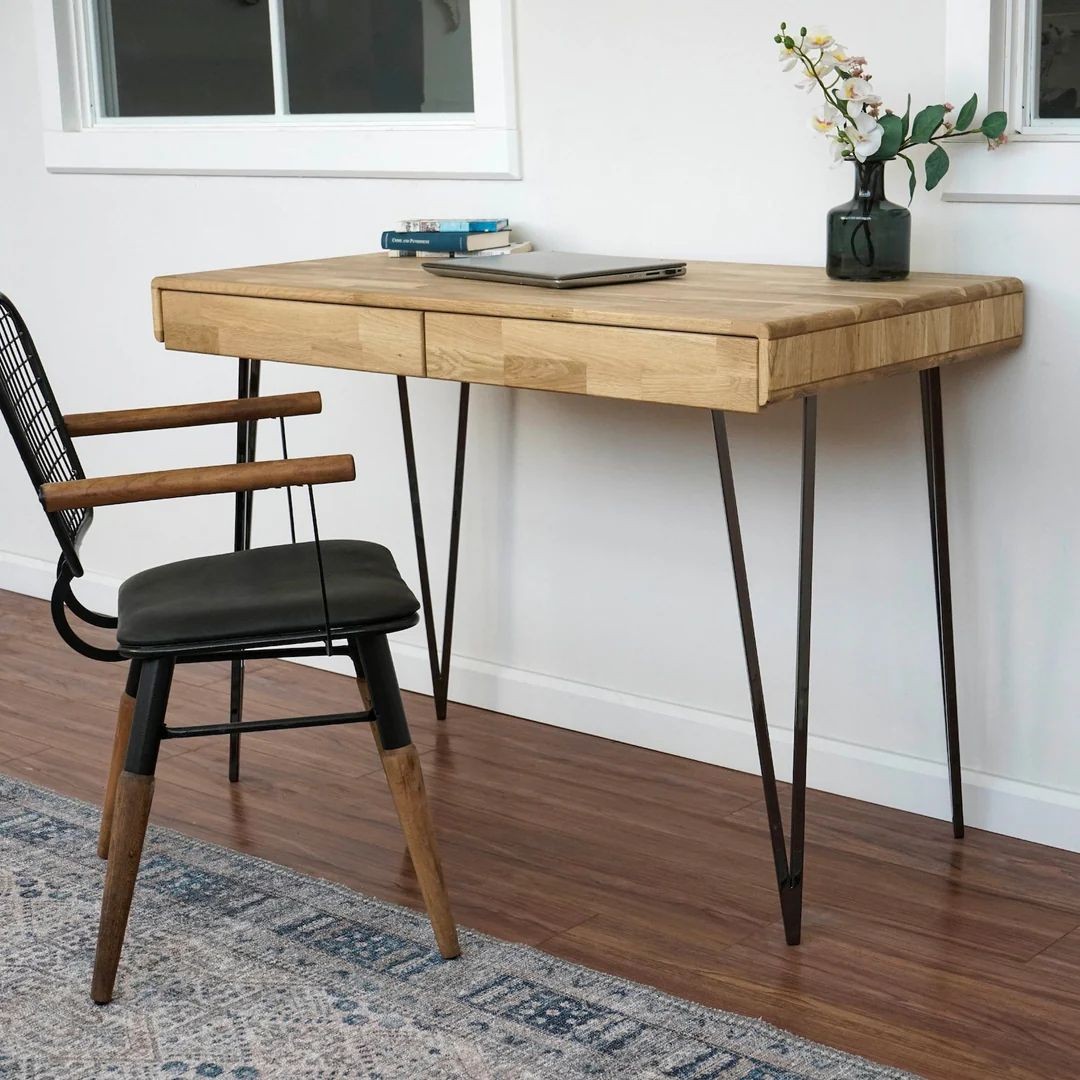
{"left": 826, "top": 160, "right": 911, "bottom": 282}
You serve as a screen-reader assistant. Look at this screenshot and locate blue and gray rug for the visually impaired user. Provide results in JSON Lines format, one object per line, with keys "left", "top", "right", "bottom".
{"left": 0, "top": 773, "right": 915, "bottom": 1079}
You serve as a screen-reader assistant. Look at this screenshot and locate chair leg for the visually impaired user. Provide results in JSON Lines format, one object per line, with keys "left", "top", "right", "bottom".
{"left": 348, "top": 640, "right": 373, "bottom": 710}
{"left": 91, "top": 657, "right": 174, "bottom": 1005}
{"left": 98, "top": 661, "right": 142, "bottom": 860}
{"left": 351, "top": 635, "right": 460, "bottom": 959}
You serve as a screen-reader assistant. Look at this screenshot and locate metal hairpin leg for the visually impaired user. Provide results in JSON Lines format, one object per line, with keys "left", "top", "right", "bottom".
{"left": 712, "top": 397, "right": 817, "bottom": 946}
{"left": 920, "top": 367, "right": 964, "bottom": 838}
{"left": 229, "top": 357, "right": 261, "bottom": 782}
{"left": 396, "top": 376, "right": 470, "bottom": 720}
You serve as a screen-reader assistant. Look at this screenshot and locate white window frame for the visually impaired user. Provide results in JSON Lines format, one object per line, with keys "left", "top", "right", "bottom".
{"left": 33, "top": 0, "right": 521, "bottom": 180}
{"left": 945, "top": 0, "right": 1080, "bottom": 202}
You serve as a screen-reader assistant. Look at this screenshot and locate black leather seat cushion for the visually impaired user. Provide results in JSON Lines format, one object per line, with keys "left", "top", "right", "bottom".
{"left": 117, "top": 540, "right": 419, "bottom": 648}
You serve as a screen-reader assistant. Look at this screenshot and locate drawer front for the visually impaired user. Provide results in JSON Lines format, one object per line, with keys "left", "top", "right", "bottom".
{"left": 764, "top": 293, "right": 1025, "bottom": 400}
{"left": 160, "top": 291, "right": 424, "bottom": 376}
{"left": 425, "top": 313, "right": 759, "bottom": 412}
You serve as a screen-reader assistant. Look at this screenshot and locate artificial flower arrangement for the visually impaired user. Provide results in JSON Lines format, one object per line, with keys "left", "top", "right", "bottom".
{"left": 774, "top": 21, "right": 1009, "bottom": 280}
{"left": 775, "top": 21, "right": 1008, "bottom": 198}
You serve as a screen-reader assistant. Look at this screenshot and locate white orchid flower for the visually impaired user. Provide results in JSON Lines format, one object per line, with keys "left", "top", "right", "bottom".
{"left": 805, "top": 26, "right": 834, "bottom": 50}
{"left": 838, "top": 77, "right": 882, "bottom": 107}
{"left": 811, "top": 104, "right": 841, "bottom": 134}
{"left": 826, "top": 45, "right": 852, "bottom": 67}
{"left": 778, "top": 44, "right": 799, "bottom": 71}
{"left": 846, "top": 109, "right": 884, "bottom": 160}
{"left": 794, "top": 73, "right": 818, "bottom": 93}
{"left": 831, "top": 137, "right": 849, "bottom": 163}
{"left": 850, "top": 108, "right": 879, "bottom": 135}
{"left": 814, "top": 54, "right": 839, "bottom": 75}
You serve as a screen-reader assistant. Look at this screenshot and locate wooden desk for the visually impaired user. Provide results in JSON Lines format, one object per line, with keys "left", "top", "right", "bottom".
{"left": 151, "top": 254, "right": 1025, "bottom": 945}
{"left": 153, "top": 254, "right": 1023, "bottom": 409}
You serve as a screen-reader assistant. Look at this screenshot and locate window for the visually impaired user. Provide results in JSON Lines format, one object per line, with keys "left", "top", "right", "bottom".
{"left": 91, "top": 0, "right": 474, "bottom": 120}
{"left": 944, "top": 0, "right": 1080, "bottom": 202}
{"left": 1023, "top": 0, "right": 1080, "bottom": 127}
{"left": 34, "top": 0, "right": 519, "bottom": 178}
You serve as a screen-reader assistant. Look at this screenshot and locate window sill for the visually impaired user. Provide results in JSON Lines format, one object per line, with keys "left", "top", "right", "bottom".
{"left": 42, "top": 123, "right": 522, "bottom": 180}
{"left": 943, "top": 140, "right": 1080, "bottom": 204}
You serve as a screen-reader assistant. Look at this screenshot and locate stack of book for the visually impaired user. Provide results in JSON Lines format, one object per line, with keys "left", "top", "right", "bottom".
{"left": 381, "top": 218, "right": 531, "bottom": 259}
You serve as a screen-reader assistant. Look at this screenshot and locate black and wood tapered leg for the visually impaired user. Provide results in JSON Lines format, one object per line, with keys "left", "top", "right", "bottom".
{"left": 920, "top": 367, "right": 964, "bottom": 838}
{"left": 712, "top": 397, "right": 817, "bottom": 946}
{"left": 396, "top": 377, "right": 470, "bottom": 721}
{"left": 92, "top": 656, "right": 174, "bottom": 1004}
{"left": 97, "top": 660, "right": 142, "bottom": 859}
{"left": 350, "top": 634, "right": 460, "bottom": 959}
{"left": 229, "top": 358, "right": 261, "bottom": 782}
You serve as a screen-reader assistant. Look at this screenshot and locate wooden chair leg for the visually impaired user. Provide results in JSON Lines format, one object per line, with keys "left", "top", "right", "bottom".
{"left": 92, "top": 772, "right": 156, "bottom": 1004}
{"left": 91, "top": 657, "right": 173, "bottom": 1005}
{"left": 351, "top": 636, "right": 460, "bottom": 960}
{"left": 98, "top": 662, "right": 141, "bottom": 859}
{"left": 375, "top": 736, "right": 460, "bottom": 959}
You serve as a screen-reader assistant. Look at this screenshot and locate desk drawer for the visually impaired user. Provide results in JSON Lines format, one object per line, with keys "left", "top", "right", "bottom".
{"left": 160, "top": 291, "right": 424, "bottom": 376}
{"left": 425, "top": 313, "right": 759, "bottom": 412}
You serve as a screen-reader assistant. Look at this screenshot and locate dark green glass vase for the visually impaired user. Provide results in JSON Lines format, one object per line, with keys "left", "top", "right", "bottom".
{"left": 826, "top": 160, "right": 911, "bottom": 281}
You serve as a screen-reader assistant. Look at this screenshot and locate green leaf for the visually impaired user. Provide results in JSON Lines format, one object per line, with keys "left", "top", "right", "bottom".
{"left": 956, "top": 92, "right": 978, "bottom": 131}
{"left": 911, "top": 104, "right": 946, "bottom": 144}
{"left": 901, "top": 94, "right": 912, "bottom": 140}
{"left": 898, "top": 153, "right": 918, "bottom": 204}
{"left": 981, "top": 111, "right": 1008, "bottom": 139}
{"left": 869, "top": 113, "right": 904, "bottom": 161}
{"left": 925, "top": 145, "right": 950, "bottom": 191}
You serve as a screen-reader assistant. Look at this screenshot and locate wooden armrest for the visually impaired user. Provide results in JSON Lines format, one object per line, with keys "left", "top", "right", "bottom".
{"left": 63, "top": 392, "right": 322, "bottom": 437}
{"left": 40, "top": 455, "right": 355, "bottom": 512}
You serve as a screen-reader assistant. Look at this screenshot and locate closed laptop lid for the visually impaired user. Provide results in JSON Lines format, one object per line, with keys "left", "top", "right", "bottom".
{"left": 423, "top": 251, "right": 686, "bottom": 282}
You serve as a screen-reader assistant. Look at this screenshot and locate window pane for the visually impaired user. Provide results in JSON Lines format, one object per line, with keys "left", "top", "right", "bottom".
{"left": 282, "top": 0, "right": 474, "bottom": 115}
{"left": 97, "top": 0, "right": 274, "bottom": 117}
{"left": 1039, "top": 1, "right": 1080, "bottom": 118}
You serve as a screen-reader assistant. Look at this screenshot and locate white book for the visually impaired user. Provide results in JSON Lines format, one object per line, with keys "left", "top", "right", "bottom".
{"left": 388, "top": 241, "right": 533, "bottom": 260}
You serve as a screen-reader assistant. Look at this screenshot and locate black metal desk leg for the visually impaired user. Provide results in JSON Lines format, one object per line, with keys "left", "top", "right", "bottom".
{"left": 712, "top": 397, "right": 817, "bottom": 946}
{"left": 396, "top": 377, "right": 470, "bottom": 720}
{"left": 786, "top": 395, "right": 817, "bottom": 943}
{"left": 229, "top": 357, "right": 261, "bottom": 782}
{"left": 919, "top": 367, "right": 964, "bottom": 838}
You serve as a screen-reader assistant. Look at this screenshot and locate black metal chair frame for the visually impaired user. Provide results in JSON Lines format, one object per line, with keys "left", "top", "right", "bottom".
{"left": 0, "top": 293, "right": 460, "bottom": 1006}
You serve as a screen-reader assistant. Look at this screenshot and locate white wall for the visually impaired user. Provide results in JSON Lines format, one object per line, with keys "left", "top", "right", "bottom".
{"left": 2, "top": 1, "right": 1078, "bottom": 851}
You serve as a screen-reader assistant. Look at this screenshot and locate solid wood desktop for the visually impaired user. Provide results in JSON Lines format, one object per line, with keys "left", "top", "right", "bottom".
{"left": 152, "top": 254, "right": 1023, "bottom": 409}
{"left": 149, "top": 253, "right": 1025, "bottom": 946}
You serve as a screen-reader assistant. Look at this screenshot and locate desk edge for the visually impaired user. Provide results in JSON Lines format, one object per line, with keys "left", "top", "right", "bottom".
{"left": 150, "top": 274, "right": 1025, "bottom": 342}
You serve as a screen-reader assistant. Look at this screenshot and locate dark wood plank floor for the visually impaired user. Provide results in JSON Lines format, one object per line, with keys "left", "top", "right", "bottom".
{"left": 1, "top": 588, "right": 1077, "bottom": 1079}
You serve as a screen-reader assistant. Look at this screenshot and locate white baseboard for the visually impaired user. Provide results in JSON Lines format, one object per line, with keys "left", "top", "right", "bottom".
{"left": 4, "top": 548, "right": 1079, "bottom": 854}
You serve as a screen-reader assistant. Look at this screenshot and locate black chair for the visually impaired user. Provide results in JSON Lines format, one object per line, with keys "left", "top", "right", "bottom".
{"left": 0, "top": 293, "right": 460, "bottom": 1004}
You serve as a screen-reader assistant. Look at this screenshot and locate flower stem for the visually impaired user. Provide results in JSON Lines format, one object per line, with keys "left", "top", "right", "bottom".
{"left": 791, "top": 42, "right": 854, "bottom": 158}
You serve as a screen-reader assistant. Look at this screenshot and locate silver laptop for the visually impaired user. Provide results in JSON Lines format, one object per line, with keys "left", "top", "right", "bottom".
{"left": 422, "top": 251, "right": 687, "bottom": 289}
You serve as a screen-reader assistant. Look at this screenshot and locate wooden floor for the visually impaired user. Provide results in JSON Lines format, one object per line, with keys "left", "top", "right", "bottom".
{"left": 2, "top": 589, "right": 1078, "bottom": 1079}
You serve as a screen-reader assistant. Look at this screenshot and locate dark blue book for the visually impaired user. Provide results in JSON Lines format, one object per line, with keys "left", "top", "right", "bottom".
{"left": 381, "top": 230, "right": 511, "bottom": 253}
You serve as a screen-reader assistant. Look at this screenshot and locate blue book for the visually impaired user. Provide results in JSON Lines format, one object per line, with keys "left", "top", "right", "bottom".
{"left": 381, "top": 230, "right": 511, "bottom": 253}
{"left": 399, "top": 217, "right": 509, "bottom": 233}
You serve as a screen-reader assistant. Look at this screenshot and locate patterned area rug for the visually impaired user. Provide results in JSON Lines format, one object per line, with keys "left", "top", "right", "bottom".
{"left": 0, "top": 773, "right": 916, "bottom": 1079}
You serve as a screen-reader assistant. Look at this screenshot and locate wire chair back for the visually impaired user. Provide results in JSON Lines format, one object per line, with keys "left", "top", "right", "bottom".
{"left": 0, "top": 293, "right": 92, "bottom": 577}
